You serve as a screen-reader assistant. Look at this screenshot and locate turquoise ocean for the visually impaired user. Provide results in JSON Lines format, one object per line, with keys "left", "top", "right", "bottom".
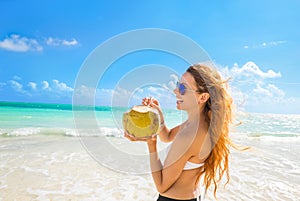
{"left": 0, "top": 101, "right": 299, "bottom": 200}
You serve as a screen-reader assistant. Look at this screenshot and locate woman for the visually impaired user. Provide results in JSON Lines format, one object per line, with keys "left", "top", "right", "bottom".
{"left": 125, "top": 64, "right": 234, "bottom": 200}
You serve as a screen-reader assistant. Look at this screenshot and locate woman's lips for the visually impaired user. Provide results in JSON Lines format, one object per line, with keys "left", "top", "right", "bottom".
{"left": 176, "top": 99, "right": 183, "bottom": 104}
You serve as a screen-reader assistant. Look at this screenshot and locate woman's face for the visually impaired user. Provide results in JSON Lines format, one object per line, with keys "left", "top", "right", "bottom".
{"left": 173, "top": 72, "right": 200, "bottom": 111}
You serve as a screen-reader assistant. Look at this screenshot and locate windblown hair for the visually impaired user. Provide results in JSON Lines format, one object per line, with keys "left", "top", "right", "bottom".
{"left": 187, "top": 64, "right": 234, "bottom": 198}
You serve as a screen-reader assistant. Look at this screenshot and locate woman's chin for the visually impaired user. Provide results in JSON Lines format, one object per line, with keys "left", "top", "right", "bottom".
{"left": 176, "top": 103, "right": 183, "bottom": 110}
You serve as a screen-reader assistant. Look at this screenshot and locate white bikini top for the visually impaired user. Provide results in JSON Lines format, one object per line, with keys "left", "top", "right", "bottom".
{"left": 184, "top": 160, "right": 204, "bottom": 170}
{"left": 163, "top": 144, "right": 204, "bottom": 170}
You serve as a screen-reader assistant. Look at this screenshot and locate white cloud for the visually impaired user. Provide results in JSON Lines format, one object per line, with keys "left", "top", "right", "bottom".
{"left": 46, "top": 37, "right": 78, "bottom": 46}
{"left": 245, "top": 82, "right": 297, "bottom": 113}
{"left": 112, "top": 74, "right": 178, "bottom": 108}
{"left": 73, "top": 85, "right": 97, "bottom": 105}
{"left": 41, "top": 81, "right": 51, "bottom": 90}
{"left": 45, "top": 37, "right": 59, "bottom": 46}
{"left": 28, "top": 82, "right": 37, "bottom": 91}
{"left": 41, "top": 79, "right": 73, "bottom": 93}
{"left": 251, "top": 83, "right": 285, "bottom": 102}
{"left": 111, "top": 86, "right": 134, "bottom": 106}
{"left": 244, "top": 40, "right": 287, "bottom": 49}
{"left": 62, "top": 39, "right": 78, "bottom": 46}
{"left": 9, "top": 80, "right": 26, "bottom": 94}
{"left": 228, "top": 61, "right": 281, "bottom": 80}
{"left": 252, "top": 83, "right": 273, "bottom": 97}
{"left": 74, "top": 84, "right": 175, "bottom": 107}
{"left": 52, "top": 80, "right": 73, "bottom": 92}
{"left": 13, "top": 75, "right": 22, "bottom": 80}
{"left": 269, "top": 41, "right": 287, "bottom": 46}
{"left": 266, "top": 84, "right": 285, "bottom": 97}
{"left": 146, "top": 86, "right": 170, "bottom": 97}
{"left": 0, "top": 34, "right": 78, "bottom": 52}
{"left": 0, "top": 34, "right": 43, "bottom": 52}
{"left": 230, "top": 86, "right": 248, "bottom": 109}
{"left": 167, "top": 74, "right": 178, "bottom": 90}
{"left": 73, "top": 85, "right": 117, "bottom": 105}
{"left": 5, "top": 78, "right": 75, "bottom": 101}
{"left": 218, "top": 62, "right": 294, "bottom": 113}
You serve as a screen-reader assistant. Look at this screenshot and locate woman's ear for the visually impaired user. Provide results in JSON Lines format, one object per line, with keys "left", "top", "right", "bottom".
{"left": 198, "top": 93, "right": 210, "bottom": 104}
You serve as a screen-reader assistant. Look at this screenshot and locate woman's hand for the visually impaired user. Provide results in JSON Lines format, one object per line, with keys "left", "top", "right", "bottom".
{"left": 142, "top": 97, "right": 166, "bottom": 137}
{"left": 142, "top": 97, "right": 163, "bottom": 116}
{"left": 142, "top": 97, "right": 159, "bottom": 109}
{"left": 124, "top": 131, "right": 157, "bottom": 145}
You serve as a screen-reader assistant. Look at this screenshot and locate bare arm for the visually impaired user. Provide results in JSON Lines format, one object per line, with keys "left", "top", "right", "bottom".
{"left": 147, "top": 135, "right": 193, "bottom": 193}
{"left": 158, "top": 122, "right": 180, "bottom": 142}
{"left": 124, "top": 133, "right": 190, "bottom": 193}
{"left": 147, "top": 124, "right": 210, "bottom": 193}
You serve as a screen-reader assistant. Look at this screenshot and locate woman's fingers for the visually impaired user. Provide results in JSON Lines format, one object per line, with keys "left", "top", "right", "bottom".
{"left": 124, "top": 132, "right": 137, "bottom": 141}
{"left": 142, "top": 97, "right": 160, "bottom": 108}
{"left": 124, "top": 132, "right": 148, "bottom": 142}
{"left": 124, "top": 131, "right": 157, "bottom": 142}
{"left": 142, "top": 98, "right": 148, "bottom": 106}
{"left": 142, "top": 97, "right": 152, "bottom": 106}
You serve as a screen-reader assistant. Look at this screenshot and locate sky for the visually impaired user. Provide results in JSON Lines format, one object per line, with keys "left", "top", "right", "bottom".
{"left": 0, "top": 0, "right": 300, "bottom": 114}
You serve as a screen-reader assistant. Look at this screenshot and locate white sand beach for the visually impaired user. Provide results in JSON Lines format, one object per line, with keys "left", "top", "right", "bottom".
{"left": 0, "top": 133, "right": 299, "bottom": 201}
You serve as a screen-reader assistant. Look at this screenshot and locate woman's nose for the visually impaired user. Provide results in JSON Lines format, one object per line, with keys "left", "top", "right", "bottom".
{"left": 173, "top": 87, "right": 178, "bottom": 95}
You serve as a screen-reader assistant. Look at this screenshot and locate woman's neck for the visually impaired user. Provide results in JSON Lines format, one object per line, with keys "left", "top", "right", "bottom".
{"left": 186, "top": 110, "right": 203, "bottom": 125}
{"left": 186, "top": 104, "right": 205, "bottom": 123}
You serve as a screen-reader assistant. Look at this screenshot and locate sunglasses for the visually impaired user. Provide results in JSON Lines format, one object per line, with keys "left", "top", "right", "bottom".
{"left": 176, "top": 82, "right": 201, "bottom": 95}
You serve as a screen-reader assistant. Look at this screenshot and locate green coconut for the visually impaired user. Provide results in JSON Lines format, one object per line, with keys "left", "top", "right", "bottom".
{"left": 123, "top": 105, "right": 160, "bottom": 138}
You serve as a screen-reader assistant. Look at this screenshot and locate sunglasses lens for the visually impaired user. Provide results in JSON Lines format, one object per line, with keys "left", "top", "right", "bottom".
{"left": 176, "top": 82, "right": 186, "bottom": 95}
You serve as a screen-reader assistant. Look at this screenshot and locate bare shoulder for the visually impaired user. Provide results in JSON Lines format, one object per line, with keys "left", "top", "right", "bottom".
{"left": 184, "top": 121, "right": 211, "bottom": 160}
{"left": 195, "top": 123, "right": 211, "bottom": 161}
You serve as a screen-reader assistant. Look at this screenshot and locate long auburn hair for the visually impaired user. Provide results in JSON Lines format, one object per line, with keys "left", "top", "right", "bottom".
{"left": 187, "top": 63, "right": 234, "bottom": 198}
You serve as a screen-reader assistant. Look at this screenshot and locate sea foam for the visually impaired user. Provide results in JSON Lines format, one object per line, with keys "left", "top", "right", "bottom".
{"left": 0, "top": 127, "right": 123, "bottom": 138}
